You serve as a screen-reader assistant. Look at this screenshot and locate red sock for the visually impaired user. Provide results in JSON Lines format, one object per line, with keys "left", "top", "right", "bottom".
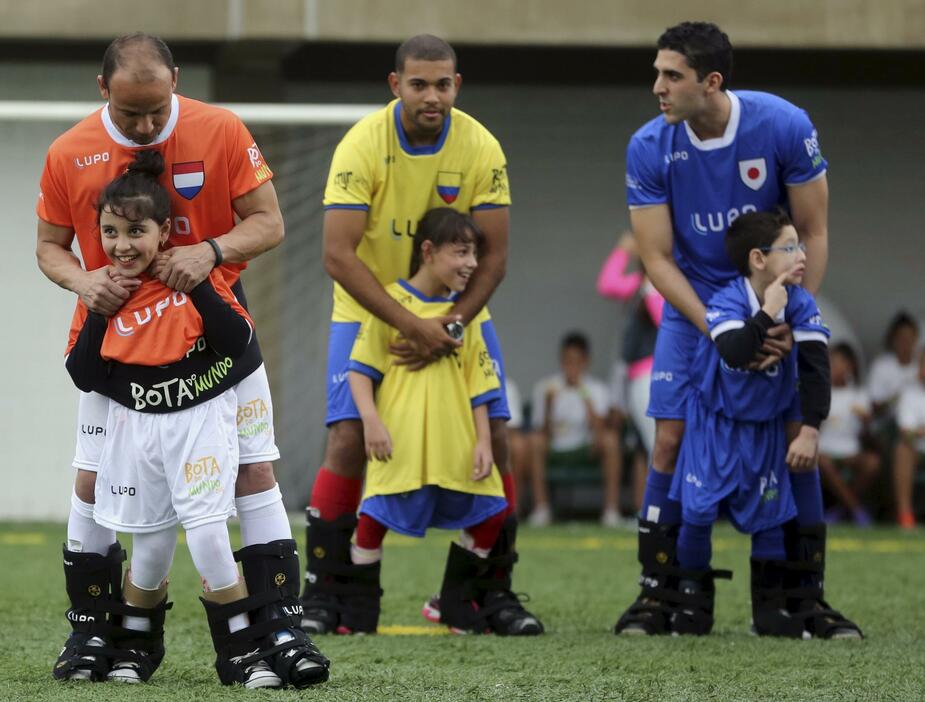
{"left": 356, "top": 514, "right": 388, "bottom": 550}
{"left": 467, "top": 510, "right": 507, "bottom": 552}
{"left": 308, "top": 468, "right": 362, "bottom": 521}
{"left": 501, "top": 473, "right": 517, "bottom": 517}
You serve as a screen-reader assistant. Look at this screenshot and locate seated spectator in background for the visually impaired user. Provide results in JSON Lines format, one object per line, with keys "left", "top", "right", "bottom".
{"left": 505, "top": 378, "right": 531, "bottom": 518}
{"left": 818, "top": 343, "right": 880, "bottom": 527}
{"left": 869, "top": 312, "right": 919, "bottom": 424}
{"left": 893, "top": 348, "right": 925, "bottom": 529}
{"left": 526, "top": 332, "right": 624, "bottom": 527}
{"left": 598, "top": 231, "right": 663, "bottom": 513}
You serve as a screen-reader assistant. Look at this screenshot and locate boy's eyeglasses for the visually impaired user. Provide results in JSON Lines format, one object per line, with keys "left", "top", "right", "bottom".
{"left": 758, "top": 242, "right": 807, "bottom": 256}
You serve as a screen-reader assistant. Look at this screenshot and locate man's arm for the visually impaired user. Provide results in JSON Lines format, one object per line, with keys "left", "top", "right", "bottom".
{"left": 323, "top": 209, "right": 458, "bottom": 358}
{"left": 787, "top": 175, "right": 828, "bottom": 295}
{"left": 631, "top": 205, "right": 708, "bottom": 334}
{"left": 36, "top": 219, "right": 137, "bottom": 315}
{"left": 451, "top": 206, "right": 509, "bottom": 324}
{"left": 157, "top": 180, "right": 285, "bottom": 292}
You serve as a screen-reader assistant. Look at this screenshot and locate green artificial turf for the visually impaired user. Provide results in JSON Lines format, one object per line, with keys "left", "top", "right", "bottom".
{"left": 2, "top": 521, "right": 924, "bottom": 701}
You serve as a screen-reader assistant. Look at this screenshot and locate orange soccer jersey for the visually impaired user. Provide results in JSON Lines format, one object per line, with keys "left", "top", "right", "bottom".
{"left": 69, "top": 269, "right": 252, "bottom": 367}
{"left": 37, "top": 94, "right": 272, "bottom": 350}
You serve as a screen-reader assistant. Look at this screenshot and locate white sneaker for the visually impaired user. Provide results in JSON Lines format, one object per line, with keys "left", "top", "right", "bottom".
{"left": 237, "top": 657, "right": 282, "bottom": 689}
{"left": 274, "top": 631, "right": 326, "bottom": 676}
{"left": 107, "top": 655, "right": 142, "bottom": 683}
{"left": 527, "top": 506, "right": 552, "bottom": 527}
{"left": 66, "top": 636, "right": 105, "bottom": 681}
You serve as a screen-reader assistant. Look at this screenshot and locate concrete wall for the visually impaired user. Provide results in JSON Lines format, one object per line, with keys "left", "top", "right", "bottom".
{"left": 2, "top": 1, "right": 924, "bottom": 47}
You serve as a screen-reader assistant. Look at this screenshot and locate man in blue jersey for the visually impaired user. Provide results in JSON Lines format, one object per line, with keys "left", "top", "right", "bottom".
{"left": 613, "top": 21, "right": 859, "bottom": 638}
{"left": 299, "top": 34, "right": 542, "bottom": 637}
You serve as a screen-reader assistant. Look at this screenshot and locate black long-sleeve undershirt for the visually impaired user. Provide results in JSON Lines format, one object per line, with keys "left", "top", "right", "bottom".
{"left": 713, "top": 311, "right": 831, "bottom": 429}
{"left": 66, "top": 278, "right": 258, "bottom": 412}
{"left": 795, "top": 340, "right": 831, "bottom": 429}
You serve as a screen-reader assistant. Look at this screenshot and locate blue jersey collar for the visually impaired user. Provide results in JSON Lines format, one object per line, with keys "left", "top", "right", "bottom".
{"left": 394, "top": 101, "right": 452, "bottom": 155}
{"left": 398, "top": 278, "right": 457, "bottom": 303}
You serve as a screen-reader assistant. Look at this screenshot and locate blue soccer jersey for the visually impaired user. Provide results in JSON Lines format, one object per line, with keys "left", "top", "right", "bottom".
{"left": 625, "top": 90, "right": 827, "bottom": 330}
{"left": 694, "top": 277, "right": 830, "bottom": 422}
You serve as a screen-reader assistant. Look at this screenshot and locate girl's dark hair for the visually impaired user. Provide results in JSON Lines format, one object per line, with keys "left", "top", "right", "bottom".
{"left": 831, "top": 341, "right": 861, "bottom": 382}
{"left": 884, "top": 310, "right": 919, "bottom": 350}
{"left": 409, "top": 208, "right": 483, "bottom": 276}
{"left": 97, "top": 150, "right": 171, "bottom": 224}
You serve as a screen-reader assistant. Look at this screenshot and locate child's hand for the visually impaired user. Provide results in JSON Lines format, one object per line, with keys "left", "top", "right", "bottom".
{"left": 472, "top": 440, "right": 494, "bottom": 480}
{"left": 761, "top": 270, "right": 791, "bottom": 319}
{"left": 363, "top": 418, "right": 392, "bottom": 462}
{"left": 786, "top": 425, "right": 819, "bottom": 470}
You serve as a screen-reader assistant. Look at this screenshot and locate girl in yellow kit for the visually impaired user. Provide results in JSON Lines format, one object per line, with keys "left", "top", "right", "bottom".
{"left": 346, "top": 208, "right": 540, "bottom": 635}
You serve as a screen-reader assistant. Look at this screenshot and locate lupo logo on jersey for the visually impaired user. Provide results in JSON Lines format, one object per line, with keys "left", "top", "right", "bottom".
{"left": 173, "top": 161, "right": 205, "bottom": 200}
{"left": 113, "top": 291, "right": 188, "bottom": 336}
{"left": 690, "top": 204, "right": 757, "bottom": 235}
{"left": 436, "top": 171, "right": 462, "bottom": 204}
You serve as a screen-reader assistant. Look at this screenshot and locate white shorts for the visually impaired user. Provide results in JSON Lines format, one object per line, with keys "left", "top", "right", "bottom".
{"left": 94, "top": 390, "right": 239, "bottom": 533}
{"left": 73, "top": 363, "right": 280, "bottom": 472}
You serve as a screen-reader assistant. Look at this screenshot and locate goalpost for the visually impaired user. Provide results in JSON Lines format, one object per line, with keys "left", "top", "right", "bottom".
{"left": 1, "top": 100, "right": 378, "bottom": 519}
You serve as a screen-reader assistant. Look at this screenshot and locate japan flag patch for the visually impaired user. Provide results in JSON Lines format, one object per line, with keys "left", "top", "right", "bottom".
{"left": 738, "top": 158, "right": 767, "bottom": 191}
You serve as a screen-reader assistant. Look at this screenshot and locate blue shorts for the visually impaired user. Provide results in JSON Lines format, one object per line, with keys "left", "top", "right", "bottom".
{"left": 670, "top": 397, "right": 797, "bottom": 534}
{"left": 360, "top": 486, "right": 507, "bottom": 538}
{"left": 647, "top": 322, "right": 701, "bottom": 420}
{"left": 325, "top": 318, "right": 511, "bottom": 426}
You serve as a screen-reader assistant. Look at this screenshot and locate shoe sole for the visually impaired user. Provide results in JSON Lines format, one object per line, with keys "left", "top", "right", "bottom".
{"left": 244, "top": 674, "right": 283, "bottom": 689}
{"left": 616, "top": 625, "right": 652, "bottom": 636}
{"left": 829, "top": 630, "right": 863, "bottom": 640}
{"left": 108, "top": 673, "right": 142, "bottom": 683}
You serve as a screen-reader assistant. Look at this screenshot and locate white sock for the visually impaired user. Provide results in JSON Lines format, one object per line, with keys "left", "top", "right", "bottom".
{"left": 122, "top": 612, "right": 152, "bottom": 632}
{"left": 236, "top": 484, "right": 291, "bottom": 546}
{"left": 207, "top": 581, "right": 251, "bottom": 634}
{"left": 67, "top": 492, "right": 115, "bottom": 555}
{"left": 186, "top": 522, "right": 241, "bottom": 590}
{"left": 130, "top": 529, "right": 177, "bottom": 589}
{"left": 459, "top": 530, "right": 489, "bottom": 558}
{"left": 351, "top": 544, "right": 383, "bottom": 565}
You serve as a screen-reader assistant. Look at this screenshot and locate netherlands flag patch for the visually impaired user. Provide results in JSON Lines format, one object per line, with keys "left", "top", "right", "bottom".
{"left": 173, "top": 161, "right": 205, "bottom": 200}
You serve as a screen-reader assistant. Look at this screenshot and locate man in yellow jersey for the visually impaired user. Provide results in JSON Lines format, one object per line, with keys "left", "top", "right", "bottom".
{"left": 301, "top": 34, "right": 543, "bottom": 636}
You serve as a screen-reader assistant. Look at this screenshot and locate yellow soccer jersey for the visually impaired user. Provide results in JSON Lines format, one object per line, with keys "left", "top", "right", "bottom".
{"left": 348, "top": 280, "right": 503, "bottom": 499}
{"left": 324, "top": 100, "right": 511, "bottom": 322}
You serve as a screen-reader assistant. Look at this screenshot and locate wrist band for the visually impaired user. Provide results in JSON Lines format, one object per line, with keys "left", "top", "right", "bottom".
{"left": 205, "top": 238, "right": 223, "bottom": 267}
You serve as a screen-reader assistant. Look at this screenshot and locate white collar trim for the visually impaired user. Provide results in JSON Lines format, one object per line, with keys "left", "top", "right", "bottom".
{"left": 684, "top": 91, "right": 740, "bottom": 151}
{"left": 745, "top": 277, "right": 785, "bottom": 323}
{"left": 101, "top": 93, "right": 179, "bottom": 148}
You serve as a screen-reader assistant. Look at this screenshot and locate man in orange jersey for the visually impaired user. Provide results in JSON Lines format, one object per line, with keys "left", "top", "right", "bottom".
{"left": 36, "top": 33, "right": 310, "bottom": 682}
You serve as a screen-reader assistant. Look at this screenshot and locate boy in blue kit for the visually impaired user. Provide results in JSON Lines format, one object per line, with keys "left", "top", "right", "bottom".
{"left": 669, "top": 211, "right": 862, "bottom": 639}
